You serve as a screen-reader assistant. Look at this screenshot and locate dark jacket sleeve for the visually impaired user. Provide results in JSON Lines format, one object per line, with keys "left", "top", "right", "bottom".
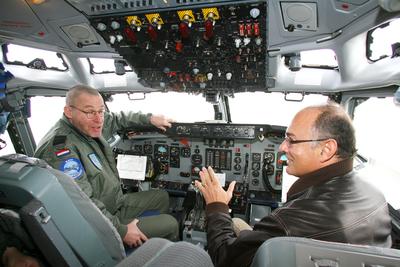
{"left": 206, "top": 202, "right": 287, "bottom": 267}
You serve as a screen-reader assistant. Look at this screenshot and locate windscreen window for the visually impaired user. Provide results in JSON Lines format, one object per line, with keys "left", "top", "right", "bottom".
{"left": 228, "top": 92, "right": 328, "bottom": 125}
{"left": 106, "top": 92, "right": 213, "bottom": 123}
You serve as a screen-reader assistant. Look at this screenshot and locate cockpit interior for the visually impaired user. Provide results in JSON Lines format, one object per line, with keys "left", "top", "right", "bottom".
{"left": 1, "top": 0, "right": 400, "bottom": 266}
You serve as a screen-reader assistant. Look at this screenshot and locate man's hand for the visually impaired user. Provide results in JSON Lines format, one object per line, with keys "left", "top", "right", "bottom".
{"left": 195, "top": 166, "right": 236, "bottom": 205}
{"left": 123, "top": 219, "right": 148, "bottom": 247}
{"left": 150, "top": 114, "right": 174, "bottom": 131}
{"left": 2, "top": 247, "right": 40, "bottom": 267}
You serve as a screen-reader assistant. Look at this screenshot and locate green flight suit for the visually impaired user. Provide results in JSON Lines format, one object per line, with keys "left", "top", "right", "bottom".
{"left": 34, "top": 111, "right": 179, "bottom": 242}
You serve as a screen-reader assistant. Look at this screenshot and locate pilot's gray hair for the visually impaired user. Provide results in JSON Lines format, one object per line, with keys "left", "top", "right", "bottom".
{"left": 310, "top": 103, "right": 357, "bottom": 159}
{"left": 66, "top": 85, "right": 100, "bottom": 106}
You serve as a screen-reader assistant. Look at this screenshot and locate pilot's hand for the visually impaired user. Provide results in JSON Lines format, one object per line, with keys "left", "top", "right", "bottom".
{"left": 2, "top": 247, "right": 40, "bottom": 267}
{"left": 150, "top": 114, "right": 174, "bottom": 131}
{"left": 123, "top": 219, "right": 148, "bottom": 247}
{"left": 195, "top": 166, "right": 236, "bottom": 205}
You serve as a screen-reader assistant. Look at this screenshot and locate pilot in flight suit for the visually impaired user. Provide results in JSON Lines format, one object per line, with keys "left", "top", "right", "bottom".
{"left": 34, "top": 110, "right": 179, "bottom": 245}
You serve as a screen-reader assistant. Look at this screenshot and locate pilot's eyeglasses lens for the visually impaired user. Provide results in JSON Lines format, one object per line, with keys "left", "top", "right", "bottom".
{"left": 86, "top": 111, "right": 104, "bottom": 119}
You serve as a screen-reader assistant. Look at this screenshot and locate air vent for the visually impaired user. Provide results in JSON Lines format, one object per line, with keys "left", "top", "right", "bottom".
{"left": 90, "top": 3, "right": 118, "bottom": 12}
{"left": 90, "top": 0, "right": 154, "bottom": 12}
{"left": 176, "top": 0, "right": 202, "bottom": 4}
{"left": 124, "top": 0, "right": 153, "bottom": 8}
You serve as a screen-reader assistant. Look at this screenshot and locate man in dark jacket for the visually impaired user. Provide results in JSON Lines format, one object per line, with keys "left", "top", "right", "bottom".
{"left": 195, "top": 103, "right": 392, "bottom": 267}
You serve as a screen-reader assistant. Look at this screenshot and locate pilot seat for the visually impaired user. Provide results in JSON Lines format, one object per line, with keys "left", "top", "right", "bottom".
{"left": 0, "top": 154, "right": 213, "bottom": 267}
{"left": 0, "top": 154, "right": 125, "bottom": 266}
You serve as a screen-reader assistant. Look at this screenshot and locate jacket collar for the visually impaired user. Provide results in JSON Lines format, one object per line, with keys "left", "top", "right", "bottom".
{"left": 286, "top": 158, "right": 353, "bottom": 199}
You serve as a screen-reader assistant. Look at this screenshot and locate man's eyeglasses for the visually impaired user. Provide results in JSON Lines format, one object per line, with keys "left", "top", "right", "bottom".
{"left": 284, "top": 137, "right": 331, "bottom": 146}
{"left": 70, "top": 105, "right": 105, "bottom": 120}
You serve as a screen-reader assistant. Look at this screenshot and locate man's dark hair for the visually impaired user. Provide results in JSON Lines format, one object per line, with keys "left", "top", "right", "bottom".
{"left": 312, "top": 103, "right": 357, "bottom": 159}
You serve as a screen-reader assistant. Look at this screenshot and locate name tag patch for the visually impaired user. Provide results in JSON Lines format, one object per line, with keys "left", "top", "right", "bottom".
{"left": 59, "top": 158, "right": 84, "bottom": 179}
{"left": 88, "top": 153, "right": 102, "bottom": 170}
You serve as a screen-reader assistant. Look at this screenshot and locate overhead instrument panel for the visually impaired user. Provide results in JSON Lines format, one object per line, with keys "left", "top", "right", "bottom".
{"left": 67, "top": 0, "right": 268, "bottom": 93}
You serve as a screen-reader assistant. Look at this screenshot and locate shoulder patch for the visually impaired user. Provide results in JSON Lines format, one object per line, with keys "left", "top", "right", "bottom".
{"left": 59, "top": 158, "right": 84, "bottom": 179}
{"left": 53, "top": 135, "right": 67, "bottom": 149}
{"left": 88, "top": 153, "right": 102, "bottom": 170}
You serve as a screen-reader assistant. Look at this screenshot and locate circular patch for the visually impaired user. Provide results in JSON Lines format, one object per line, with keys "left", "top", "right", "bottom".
{"left": 60, "top": 158, "right": 84, "bottom": 179}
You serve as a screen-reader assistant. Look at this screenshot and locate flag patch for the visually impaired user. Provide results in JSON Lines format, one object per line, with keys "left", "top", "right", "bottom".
{"left": 55, "top": 149, "right": 70, "bottom": 157}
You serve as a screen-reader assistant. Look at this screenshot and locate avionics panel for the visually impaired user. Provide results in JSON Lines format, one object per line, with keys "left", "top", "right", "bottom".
{"left": 85, "top": 0, "right": 267, "bottom": 92}
{"left": 115, "top": 123, "right": 285, "bottom": 203}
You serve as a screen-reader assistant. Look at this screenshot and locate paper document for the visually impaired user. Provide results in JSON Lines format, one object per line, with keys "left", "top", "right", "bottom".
{"left": 117, "top": 154, "right": 147, "bottom": 180}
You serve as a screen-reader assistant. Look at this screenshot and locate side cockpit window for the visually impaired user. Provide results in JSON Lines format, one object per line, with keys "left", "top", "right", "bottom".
{"left": 367, "top": 18, "right": 400, "bottom": 61}
{"left": 353, "top": 97, "right": 400, "bottom": 209}
{"left": 2, "top": 44, "right": 68, "bottom": 71}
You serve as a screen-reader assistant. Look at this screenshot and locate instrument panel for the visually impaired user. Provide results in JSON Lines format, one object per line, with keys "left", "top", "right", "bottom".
{"left": 115, "top": 122, "right": 286, "bottom": 216}
{"left": 87, "top": 0, "right": 267, "bottom": 93}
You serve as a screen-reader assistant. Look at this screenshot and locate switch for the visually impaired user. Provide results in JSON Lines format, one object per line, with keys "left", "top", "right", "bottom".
{"left": 110, "top": 21, "right": 120, "bottom": 30}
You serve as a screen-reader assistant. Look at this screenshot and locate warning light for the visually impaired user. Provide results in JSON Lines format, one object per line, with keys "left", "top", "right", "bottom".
{"left": 203, "top": 19, "right": 214, "bottom": 41}
{"left": 254, "top": 23, "right": 260, "bottom": 36}
{"left": 175, "top": 41, "right": 183, "bottom": 53}
{"left": 179, "top": 22, "right": 190, "bottom": 39}
{"left": 147, "top": 25, "right": 157, "bottom": 42}
{"left": 32, "top": 0, "right": 46, "bottom": 4}
{"left": 245, "top": 23, "right": 252, "bottom": 36}
{"left": 239, "top": 24, "right": 245, "bottom": 36}
{"left": 124, "top": 27, "right": 137, "bottom": 44}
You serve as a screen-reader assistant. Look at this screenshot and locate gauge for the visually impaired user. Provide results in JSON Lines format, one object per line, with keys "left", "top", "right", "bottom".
{"left": 252, "top": 153, "right": 261, "bottom": 161}
{"left": 181, "top": 147, "right": 191, "bottom": 158}
{"left": 191, "top": 154, "right": 202, "bottom": 165}
{"left": 252, "top": 162, "right": 260, "bottom": 170}
{"left": 143, "top": 144, "right": 153, "bottom": 154}
{"left": 154, "top": 144, "right": 169, "bottom": 160}
{"left": 158, "top": 146, "right": 167, "bottom": 153}
{"left": 199, "top": 126, "right": 209, "bottom": 135}
{"left": 176, "top": 125, "right": 191, "bottom": 135}
{"left": 134, "top": 145, "right": 142, "bottom": 153}
{"left": 265, "top": 165, "right": 274, "bottom": 175}
{"left": 234, "top": 157, "right": 242, "bottom": 163}
{"left": 263, "top": 151, "right": 275, "bottom": 164}
{"left": 170, "top": 146, "right": 180, "bottom": 156}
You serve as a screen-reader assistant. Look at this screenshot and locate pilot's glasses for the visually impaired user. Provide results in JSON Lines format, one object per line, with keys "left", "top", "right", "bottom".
{"left": 70, "top": 105, "right": 105, "bottom": 120}
{"left": 283, "top": 137, "right": 331, "bottom": 146}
